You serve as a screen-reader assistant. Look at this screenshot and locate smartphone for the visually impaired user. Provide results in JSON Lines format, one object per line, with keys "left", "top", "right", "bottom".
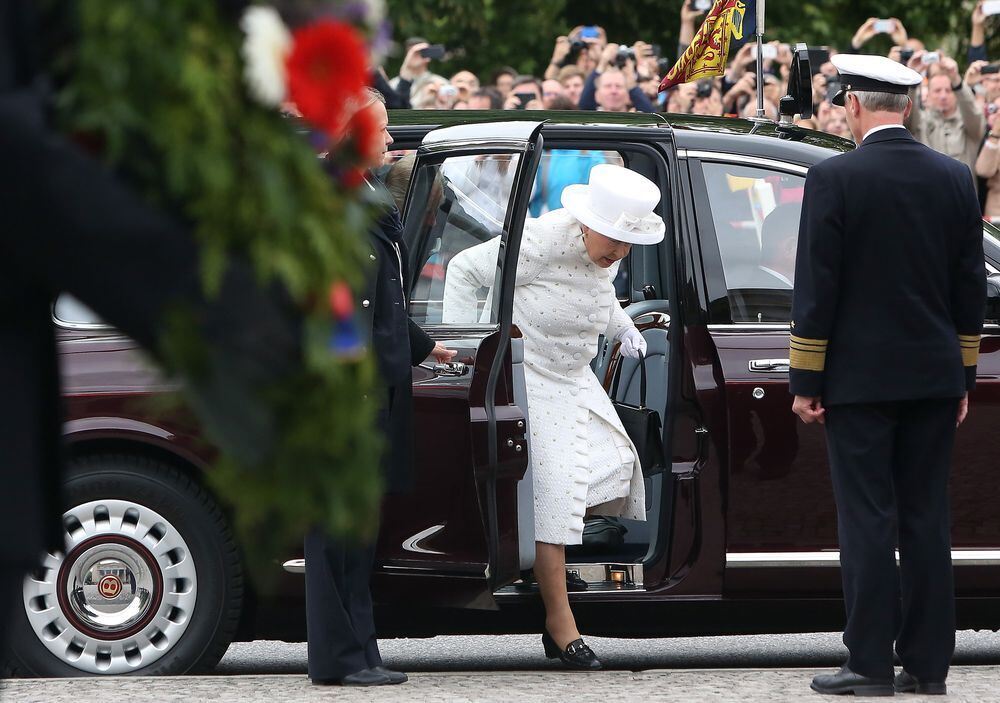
{"left": 650, "top": 43, "right": 662, "bottom": 57}
{"left": 579, "top": 25, "right": 601, "bottom": 40}
{"left": 983, "top": 64, "right": 1000, "bottom": 75}
{"left": 983, "top": 0, "right": 1000, "bottom": 17}
{"left": 690, "top": 0, "right": 712, "bottom": 11}
{"left": 873, "top": 18, "right": 896, "bottom": 34}
{"left": 419, "top": 44, "right": 446, "bottom": 60}
{"left": 514, "top": 92, "right": 537, "bottom": 109}
{"left": 923, "top": 51, "right": 940, "bottom": 65}
{"left": 752, "top": 44, "right": 778, "bottom": 60}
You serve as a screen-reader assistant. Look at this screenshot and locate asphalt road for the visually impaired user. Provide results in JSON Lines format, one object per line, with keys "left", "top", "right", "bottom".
{"left": 5, "top": 633, "right": 1000, "bottom": 702}
{"left": 213, "top": 630, "right": 1000, "bottom": 674}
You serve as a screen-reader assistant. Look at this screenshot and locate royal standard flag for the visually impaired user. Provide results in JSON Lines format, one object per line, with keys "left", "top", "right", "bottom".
{"left": 659, "top": 0, "right": 752, "bottom": 92}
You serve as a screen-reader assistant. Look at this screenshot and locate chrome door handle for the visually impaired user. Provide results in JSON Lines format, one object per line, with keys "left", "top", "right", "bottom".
{"left": 749, "top": 359, "right": 790, "bottom": 373}
{"left": 430, "top": 361, "right": 467, "bottom": 376}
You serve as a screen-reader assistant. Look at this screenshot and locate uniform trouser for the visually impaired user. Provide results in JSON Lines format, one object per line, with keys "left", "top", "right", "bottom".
{"left": 1, "top": 563, "right": 27, "bottom": 657}
{"left": 825, "top": 399, "right": 959, "bottom": 682}
{"left": 304, "top": 529, "right": 382, "bottom": 681}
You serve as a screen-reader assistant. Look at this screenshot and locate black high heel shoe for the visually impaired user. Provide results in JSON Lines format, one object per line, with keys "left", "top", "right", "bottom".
{"left": 541, "top": 631, "right": 602, "bottom": 670}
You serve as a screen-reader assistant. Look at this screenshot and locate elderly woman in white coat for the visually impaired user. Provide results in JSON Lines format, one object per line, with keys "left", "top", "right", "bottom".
{"left": 442, "top": 164, "right": 665, "bottom": 669}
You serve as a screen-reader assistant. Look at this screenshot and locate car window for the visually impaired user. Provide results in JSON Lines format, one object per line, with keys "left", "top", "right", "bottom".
{"left": 402, "top": 152, "right": 522, "bottom": 325}
{"left": 701, "top": 161, "right": 805, "bottom": 323}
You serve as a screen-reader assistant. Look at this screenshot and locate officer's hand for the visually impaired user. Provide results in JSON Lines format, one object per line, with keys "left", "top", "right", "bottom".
{"left": 792, "top": 395, "right": 825, "bottom": 424}
{"left": 431, "top": 342, "right": 457, "bottom": 363}
{"left": 957, "top": 392, "right": 969, "bottom": 427}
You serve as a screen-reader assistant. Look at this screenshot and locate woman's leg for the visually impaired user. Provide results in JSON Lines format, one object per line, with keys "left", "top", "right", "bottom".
{"left": 534, "top": 541, "right": 580, "bottom": 649}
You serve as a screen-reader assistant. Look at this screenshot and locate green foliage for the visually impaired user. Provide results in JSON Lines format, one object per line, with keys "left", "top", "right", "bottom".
{"left": 385, "top": 0, "right": 989, "bottom": 81}
{"left": 56, "top": 0, "right": 382, "bottom": 577}
{"left": 385, "top": 0, "right": 568, "bottom": 78}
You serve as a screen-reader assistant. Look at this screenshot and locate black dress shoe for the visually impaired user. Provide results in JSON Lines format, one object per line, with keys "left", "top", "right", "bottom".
{"left": 371, "top": 665, "right": 408, "bottom": 684}
{"left": 895, "top": 670, "right": 946, "bottom": 695}
{"left": 541, "top": 631, "right": 602, "bottom": 670}
{"left": 311, "top": 668, "right": 393, "bottom": 686}
{"left": 810, "top": 666, "right": 894, "bottom": 697}
{"left": 566, "top": 569, "right": 589, "bottom": 592}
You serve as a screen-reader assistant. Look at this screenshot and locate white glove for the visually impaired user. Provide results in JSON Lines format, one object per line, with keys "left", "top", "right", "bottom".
{"left": 617, "top": 327, "right": 647, "bottom": 359}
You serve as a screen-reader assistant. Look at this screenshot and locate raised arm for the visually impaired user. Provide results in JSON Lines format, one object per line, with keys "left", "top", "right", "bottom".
{"left": 441, "top": 235, "right": 501, "bottom": 324}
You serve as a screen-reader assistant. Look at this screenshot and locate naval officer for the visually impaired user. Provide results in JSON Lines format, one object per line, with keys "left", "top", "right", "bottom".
{"left": 790, "top": 54, "right": 986, "bottom": 697}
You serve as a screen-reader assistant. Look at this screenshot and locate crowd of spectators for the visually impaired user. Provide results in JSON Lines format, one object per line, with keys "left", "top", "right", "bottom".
{"left": 372, "top": 1, "right": 1000, "bottom": 220}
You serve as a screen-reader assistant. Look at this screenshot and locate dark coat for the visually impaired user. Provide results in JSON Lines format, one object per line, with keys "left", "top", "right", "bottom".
{"left": 790, "top": 127, "right": 986, "bottom": 405}
{"left": 358, "top": 178, "right": 434, "bottom": 494}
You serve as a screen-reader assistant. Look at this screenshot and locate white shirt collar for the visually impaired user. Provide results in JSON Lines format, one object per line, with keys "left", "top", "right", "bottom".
{"left": 862, "top": 124, "right": 907, "bottom": 142}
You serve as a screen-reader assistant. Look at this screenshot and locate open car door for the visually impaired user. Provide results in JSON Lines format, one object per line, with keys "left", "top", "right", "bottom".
{"left": 374, "top": 121, "right": 544, "bottom": 608}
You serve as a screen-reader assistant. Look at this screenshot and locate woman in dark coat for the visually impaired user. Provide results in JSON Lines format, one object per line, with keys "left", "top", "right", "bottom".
{"left": 303, "top": 89, "right": 454, "bottom": 687}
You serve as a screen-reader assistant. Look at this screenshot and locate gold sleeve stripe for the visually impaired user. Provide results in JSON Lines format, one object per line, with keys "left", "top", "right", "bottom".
{"left": 959, "top": 334, "right": 981, "bottom": 367}
{"left": 790, "top": 347, "right": 825, "bottom": 372}
{"left": 789, "top": 335, "right": 828, "bottom": 348}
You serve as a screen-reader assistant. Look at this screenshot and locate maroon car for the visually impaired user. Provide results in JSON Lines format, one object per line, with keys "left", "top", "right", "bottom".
{"left": 9, "top": 111, "right": 1000, "bottom": 677}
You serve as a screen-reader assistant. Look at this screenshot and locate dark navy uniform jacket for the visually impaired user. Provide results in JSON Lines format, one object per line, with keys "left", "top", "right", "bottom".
{"left": 789, "top": 126, "right": 986, "bottom": 405}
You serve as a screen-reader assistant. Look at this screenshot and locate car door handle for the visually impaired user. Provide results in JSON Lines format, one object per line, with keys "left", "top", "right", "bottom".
{"left": 749, "top": 359, "right": 790, "bottom": 373}
{"left": 421, "top": 361, "right": 468, "bottom": 376}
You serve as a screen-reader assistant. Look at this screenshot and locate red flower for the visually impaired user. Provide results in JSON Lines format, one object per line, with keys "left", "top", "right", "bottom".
{"left": 286, "top": 20, "right": 369, "bottom": 137}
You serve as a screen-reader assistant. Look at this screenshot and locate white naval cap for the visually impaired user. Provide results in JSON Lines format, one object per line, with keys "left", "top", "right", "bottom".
{"left": 830, "top": 53, "right": 922, "bottom": 106}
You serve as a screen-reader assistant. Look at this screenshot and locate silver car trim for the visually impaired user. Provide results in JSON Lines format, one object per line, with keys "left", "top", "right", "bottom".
{"left": 676, "top": 150, "right": 810, "bottom": 175}
{"left": 727, "top": 550, "right": 1000, "bottom": 568}
{"left": 401, "top": 524, "right": 448, "bottom": 555}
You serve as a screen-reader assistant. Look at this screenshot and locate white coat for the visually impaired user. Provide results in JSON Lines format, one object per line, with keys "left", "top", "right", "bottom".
{"left": 443, "top": 208, "right": 645, "bottom": 545}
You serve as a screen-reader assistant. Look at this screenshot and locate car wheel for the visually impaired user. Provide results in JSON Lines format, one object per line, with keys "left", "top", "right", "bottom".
{"left": 7, "top": 454, "right": 242, "bottom": 676}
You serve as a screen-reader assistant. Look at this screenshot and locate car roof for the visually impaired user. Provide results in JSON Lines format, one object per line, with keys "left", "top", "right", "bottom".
{"left": 388, "top": 109, "right": 855, "bottom": 165}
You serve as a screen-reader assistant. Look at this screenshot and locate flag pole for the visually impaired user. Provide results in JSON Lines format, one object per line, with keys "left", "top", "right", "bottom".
{"left": 755, "top": 0, "right": 766, "bottom": 119}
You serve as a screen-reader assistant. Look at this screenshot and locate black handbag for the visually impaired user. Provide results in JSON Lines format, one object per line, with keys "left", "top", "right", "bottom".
{"left": 611, "top": 351, "right": 666, "bottom": 477}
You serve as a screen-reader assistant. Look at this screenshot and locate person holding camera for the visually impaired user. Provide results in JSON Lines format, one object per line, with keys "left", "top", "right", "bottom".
{"left": 578, "top": 42, "right": 657, "bottom": 113}
{"left": 503, "top": 75, "right": 544, "bottom": 110}
{"left": 390, "top": 37, "right": 446, "bottom": 103}
{"left": 850, "top": 17, "right": 911, "bottom": 53}
{"left": 905, "top": 51, "right": 986, "bottom": 176}
{"left": 975, "top": 94, "right": 1000, "bottom": 220}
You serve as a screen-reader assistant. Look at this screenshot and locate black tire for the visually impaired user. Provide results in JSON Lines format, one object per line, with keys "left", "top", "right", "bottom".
{"left": 6, "top": 454, "right": 243, "bottom": 676}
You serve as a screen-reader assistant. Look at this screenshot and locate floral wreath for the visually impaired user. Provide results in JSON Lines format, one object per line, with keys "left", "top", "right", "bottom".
{"left": 52, "top": 0, "right": 393, "bottom": 577}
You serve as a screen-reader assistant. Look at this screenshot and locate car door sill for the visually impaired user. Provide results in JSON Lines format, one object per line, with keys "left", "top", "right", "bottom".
{"left": 493, "top": 562, "right": 644, "bottom": 597}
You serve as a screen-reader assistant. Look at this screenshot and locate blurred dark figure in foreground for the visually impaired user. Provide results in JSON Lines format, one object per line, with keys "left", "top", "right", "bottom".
{"left": 0, "top": 1, "right": 301, "bottom": 651}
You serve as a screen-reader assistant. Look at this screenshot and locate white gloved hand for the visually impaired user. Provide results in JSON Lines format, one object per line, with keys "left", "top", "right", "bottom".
{"left": 618, "top": 327, "right": 647, "bottom": 359}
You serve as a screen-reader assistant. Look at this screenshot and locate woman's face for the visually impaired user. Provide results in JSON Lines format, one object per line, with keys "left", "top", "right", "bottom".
{"left": 582, "top": 226, "right": 631, "bottom": 268}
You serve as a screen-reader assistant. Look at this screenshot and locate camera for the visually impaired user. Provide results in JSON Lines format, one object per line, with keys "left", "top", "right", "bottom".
{"left": 439, "top": 84, "right": 458, "bottom": 98}
{"left": 657, "top": 57, "right": 672, "bottom": 75}
{"left": 695, "top": 80, "right": 714, "bottom": 99}
{"left": 826, "top": 78, "right": 842, "bottom": 103}
{"left": 922, "top": 51, "right": 940, "bottom": 65}
{"left": 614, "top": 46, "right": 635, "bottom": 68}
{"left": 982, "top": 64, "right": 1000, "bottom": 75}
{"left": 899, "top": 47, "right": 914, "bottom": 64}
{"left": 689, "top": 0, "right": 712, "bottom": 11}
{"left": 563, "top": 39, "right": 587, "bottom": 67}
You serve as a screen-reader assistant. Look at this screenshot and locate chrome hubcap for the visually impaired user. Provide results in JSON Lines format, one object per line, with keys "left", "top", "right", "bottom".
{"left": 22, "top": 499, "right": 198, "bottom": 674}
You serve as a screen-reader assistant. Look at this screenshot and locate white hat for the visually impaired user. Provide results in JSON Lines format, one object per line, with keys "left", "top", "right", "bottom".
{"left": 830, "top": 54, "right": 922, "bottom": 107}
{"left": 560, "top": 164, "right": 666, "bottom": 245}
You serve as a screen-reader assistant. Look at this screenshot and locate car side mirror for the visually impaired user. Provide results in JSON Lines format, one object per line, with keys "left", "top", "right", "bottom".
{"left": 779, "top": 43, "right": 813, "bottom": 121}
{"left": 986, "top": 273, "right": 1000, "bottom": 323}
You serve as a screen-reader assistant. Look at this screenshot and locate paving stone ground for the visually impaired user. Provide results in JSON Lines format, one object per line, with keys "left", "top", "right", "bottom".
{"left": 3, "top": 667, "right": 999, "bottom": 703}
